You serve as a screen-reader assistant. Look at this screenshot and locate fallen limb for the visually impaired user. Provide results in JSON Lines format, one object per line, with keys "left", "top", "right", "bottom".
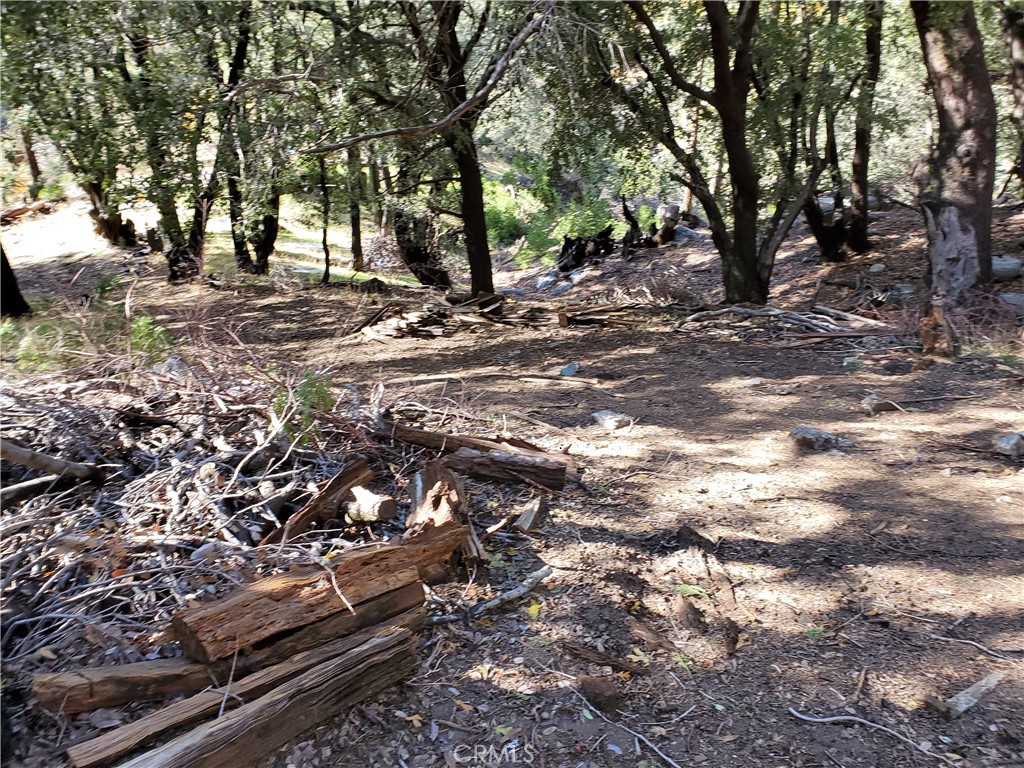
{"left": 0, "top": 438, "right": 105, "bottom": 484}
{"left": 0, "top": 474, "right": 76, "bottom": 504}
{"left": 427, "top": 565, "right": 553, "bottom": 625}
{"left": 788, "top": 708, "right": 957, "bottom": 766}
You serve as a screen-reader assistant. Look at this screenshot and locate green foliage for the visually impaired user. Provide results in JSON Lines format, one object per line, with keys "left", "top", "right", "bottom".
{"left": 129, "top": 316, "right": 175, "bottom": 360}
{"left": 674, "top": 583, "right": 710, "bottom": 599}
{"left": 272, "top": 371, "right": 335, "bottom": 445}
{"left": 550, "top": 194, "right": 614, "bottom": 241}
{"left": 483, "top": 180, "right": 530, "bottom": 245}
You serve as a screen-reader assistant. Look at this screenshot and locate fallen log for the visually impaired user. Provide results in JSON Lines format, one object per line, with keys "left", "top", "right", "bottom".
{"left": 171, "top": 549, "right": 420, "bottom": 664}
{"left": 0, "top": 201, "right": 48, "bottom": 224}
{"left": 346, "top": 486, "right": 397, "bottom": 523}
{"left": 400, "top": 459, "right": 471, "bottom": 582}
{"left": 442, "top": 447, "right": 566, "bottom": 491}
{"left": 0, "top": 438, "right": 105, "bottom": 484}
{"left": 66, "top": 606, "right": 425, "bottom": 768}
{"left": 260, "top": 456, "right": 373, "bottom": 545}
{"left": 382, "top": 420, "right": 576, "bottom": 474}
{"left": 112, "top": 628, "right": 418, "bottom": 768}
{"left": 37, "top": 581, "right": 425, "bottom": 714}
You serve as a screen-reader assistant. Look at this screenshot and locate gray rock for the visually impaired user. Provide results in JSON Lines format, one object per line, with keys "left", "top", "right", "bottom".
{"left": 992, "top": 255, "right": 1024, "bottom": 282}
{"left": 592, "top": 410, "right": 632, "bottom": 430}
{"left": 790, "top": 425, "right": 853, "bottom": 451}
{"left": 501, "top": 288, "right": 526, "bottom": 296}
{"left": 999, "top": 292, "right": 1024, "bottom": 317}
{"left": 868, "top": 210, "right": 888, "bottom": 220}
{"left": 868, "top": 263, "right": 886, "bottom": 274}
{"left": 674, "top": 226, "right": 700, "bottom": 242}
{"left": 992, "top": 432, "right": 1024, "bottom": 457}
{"left": 550, "top": 282, "right": 573, "bottom": 297}
{"left": 537, "top": 274, "right": 558, "bottom": 291}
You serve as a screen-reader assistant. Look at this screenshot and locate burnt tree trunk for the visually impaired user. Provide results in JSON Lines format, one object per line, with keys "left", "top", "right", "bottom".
{"left": 320, "top": 157, "right": 332, "bottom": 285}
{"left": 83, "top": 181, "right": 138, "bottom": 247}
{"left": 912, "top": 0, "right": 997, "bottom": 313}
{"left": 849, "top": 0, "right": 884, "bottom": 253}
{"left": 392, "top": 209, "right": 451, "bottom": 288}
{"left": 1, "top": 246, "right": 32, "bottom": 318}
{"left": 347, "top": 149, "right": 364, "bottom": 272}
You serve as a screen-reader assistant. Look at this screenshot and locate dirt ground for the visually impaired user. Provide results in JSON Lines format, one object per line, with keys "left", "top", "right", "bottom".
{"left": 2, "top": 200, "right": 1023, "bottom": 768}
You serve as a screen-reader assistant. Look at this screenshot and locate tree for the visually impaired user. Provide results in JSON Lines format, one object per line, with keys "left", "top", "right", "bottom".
{"left": 307, "top": 0, "right": 553, "bottom": 297}
{"left": 848, "top": 1, "right": 885, "bottom": 253}
{"left": 911, "top": 0, "right": 997, "bottom": 354}
{"left": 1, "top": 245, "right": 32, "bottom": 318}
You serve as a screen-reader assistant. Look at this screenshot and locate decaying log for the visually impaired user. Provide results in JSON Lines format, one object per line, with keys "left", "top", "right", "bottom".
{"left": 0, "top": 438, "right": 105, "bottom": 485}
{"left": 113, "top": 629, "right": 418, "bottom": 768}
{"left": 1, "top": 201, "right": 48, "bottom": 224}
{"left": 171, "top": 548, "right": 421, "bottom": 664}
{"left": 36, "top": 581, "right": 426, "bottom": 715}
{"left": 557, "top": 305, "right": 641, "bottom": 329}
{"left": 346, "top": 486, "right": 397, "bottom": 523}
{"left": 66, "top": 607, "right": 425, "bottom": 768}
{"left": 400, "top": 459, "right": 471, "bottom": 581}
{"left": 35, "top": 659, "right": 223, "bottom": 716}
{"left": 260, "top": 456, "right": 373, "bottom": 544}
{"left": 442, "top": 447, "right": 566, "bottom": 491}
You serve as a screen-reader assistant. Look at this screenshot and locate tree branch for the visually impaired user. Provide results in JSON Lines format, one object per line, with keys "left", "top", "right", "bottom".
{"left": 303, "top": 0, "right": 554, "bottom": 154}
{"left": 626, "top": 1, "right": 716, "bottom": 104}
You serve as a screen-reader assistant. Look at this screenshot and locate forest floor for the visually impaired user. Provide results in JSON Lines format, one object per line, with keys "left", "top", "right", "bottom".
{"left": 1, "top": 198, "right": 1023, "bottom": 768}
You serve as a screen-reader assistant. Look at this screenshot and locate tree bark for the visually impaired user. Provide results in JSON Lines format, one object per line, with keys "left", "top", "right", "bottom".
{"left": 912, "top": 1, "right": 997, "bottom": 310}
{"left": 252, "top": 191, "right": 279, "bottom": 276}
{"left": 392, "top": 208, "right": 451, "bottom": 288}
{"left": 449, "top": 130, "right": 493, "bottom": 296}
{"left": 347, "top": 149, "right": 364, "bottom": 272}
{"left": 849, "top": 1, "right": 884, "bottom": 253}
{"left": 20, "top": 128, "right": 42, "bottom": 200}
{"left": 1, "top": 246, "right": 32, "bottom": 318}
{"left": 227, "top": 149, "right": 255, "bottom": 273}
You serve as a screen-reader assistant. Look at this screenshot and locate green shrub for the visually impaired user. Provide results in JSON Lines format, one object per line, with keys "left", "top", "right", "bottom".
{"left": 130, "top": 315, "right": 175, "bottom": 360}
{"left": 273, "top": 371, "right": 335, "bottom": 445}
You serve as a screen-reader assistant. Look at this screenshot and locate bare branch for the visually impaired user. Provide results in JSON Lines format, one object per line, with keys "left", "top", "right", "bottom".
{"left": 303, "top": 0, "right": 554, "bottom": 154}
{"left": 625, "top": 1, "right": 716, "bottom": 105}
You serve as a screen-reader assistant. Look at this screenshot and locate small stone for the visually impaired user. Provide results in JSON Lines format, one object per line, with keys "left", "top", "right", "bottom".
{"left": 842, "top": 357, "right": 863, "bottom": 371}
{"left": 868, "top": 263, "right": 886, "bottom": 274}
{"left": 992, "top": 255, "right": 1024, "bottom": 282}
{"left": 592, "top": 410, "right": 632, "bottom": 430}
{"left": 550, "top": 283, "right": 573, "bottom": 297}
{"left": 992, "top": 432, "right": 1024, "bottom": 457}
{"left": 734, "top": 377, "right": 764, "bottom": 388}
{"left": 537, "top": 275, "right": 558, "bottom": 291}
{"left": 578, "top": 675, "right": 624, "bottom": 712}
{"left": 998, "top": 292, "right": 1024, "bottom": 317}
{"left": 790, "top": 425, "right": 852, "bottom": 451}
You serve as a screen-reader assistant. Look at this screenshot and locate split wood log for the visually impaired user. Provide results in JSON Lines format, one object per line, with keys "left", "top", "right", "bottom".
{"left": 112, "top": 628, "right": 418, "bottom": 768}
{"left": 0, "top": 438, "right": 105, "bottom": 484}
{"left": 401, "top": 459, "right": 471, "bottom": 581}
{"left": 66, "top": 607, "right": 425, "bottom": 768}
{"left": 37, "top": 581, "right": 425, "bottom": 714}
{"left": 382, "top": 420, "right": 576, "bottom": 474}
{"left": 345, "top": 486, "right": 397, "bottom": 523}
{"left": 260, "top": 456, "right": 372, "bottom": 545}
{"left": 442, "top": 447, "right": 566, "bottom": 491}
{"left": 513, "top": 498, "right": 548, "bottom": 533}
{"left": 171, "top": 549, "right": 420, "bottom": 664}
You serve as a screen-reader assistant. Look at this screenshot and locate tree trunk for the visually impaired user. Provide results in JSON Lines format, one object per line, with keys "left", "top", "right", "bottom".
{"left": 448, "top": 129, "right": 493, "bottom": 297}
{"left": 368, "top": 156, "right": 384, "bottom": 230}
{"left": 849, "top": 1, "right": 884, "bottom": 253}
{"left": 719, "top": 104, "right": 766, "bottom": 304}
{"left": 320, "top": 157, "right": 332, "bottom": 285}
{"left": 347, "top": 149, "right": 364, "bottom": 272}
{"left": 20, "top": 128, "right": 42, "bottom": 200}
{"left": 1, "top": 246, "right": 32, "bottom": 318}
{"left": 912, "top": 1, "right": 997, "bottom": 310}
{"left": 227, "top": 171, "right": 255, "bottom": 273}
{"left": 392, "top": 209, "right": 451, "bottom": 288}
{"left": 252, "top": 192, "right": 279, "bottom": 276}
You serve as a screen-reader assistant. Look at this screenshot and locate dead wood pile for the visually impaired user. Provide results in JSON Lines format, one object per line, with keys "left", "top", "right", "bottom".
{"left": 0, "top": 361, "right": 570, "bottom": 766}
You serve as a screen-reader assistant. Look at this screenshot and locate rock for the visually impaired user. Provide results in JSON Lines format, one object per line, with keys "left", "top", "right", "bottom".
{"left": 992, "top": 255, "right": 1024, "bottom": 282}
{"left": 537, "top": 274, "right": 558, "bottom": 291}
{"left": 817, "top": 196, "right": 835, "bottom": 214}
{"left": 592, "top": 410, "right": 632, "bottom": 430}
{"left": 999, "top": 292, "right": 1024, "bottom": 317}
{"left": 735, "top": 377, "right": 764, "bottom": 388}
{"left": 657, "top": 203, "right": 680, "bottom": 227}
{"left": 560, "top": 361, "right": 580, "bottom": 376}
{"left": 868, "top": 210, "right": 888, "bottom": 220}
{"left": 861, "top": 394, "right": 900, "bottom": 416}
{"left": 992, "top": 432, "right": 1024, "bottom": 457}
{"left": 842, "top": 357, "right": 863, "bottom": 371}
{"left": 868, "top": 262, "right": 886, "bottom": 274}
{"left": 550, "top": 283, "right": 573, "bottom": 297}
{"left": 501, "top": 288, "right": 526, "bottom": 296}
{"left": 674, "top": 225, "right": 700, "bottom": 242}
{"left": 568, "top": 266, "right": 599, "bottom": 285}
{"left": 790, "top": 425, "right": 853, "bottom": 451}
{"left": 577, "top": 675, "right": 624, "bottom": 712}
